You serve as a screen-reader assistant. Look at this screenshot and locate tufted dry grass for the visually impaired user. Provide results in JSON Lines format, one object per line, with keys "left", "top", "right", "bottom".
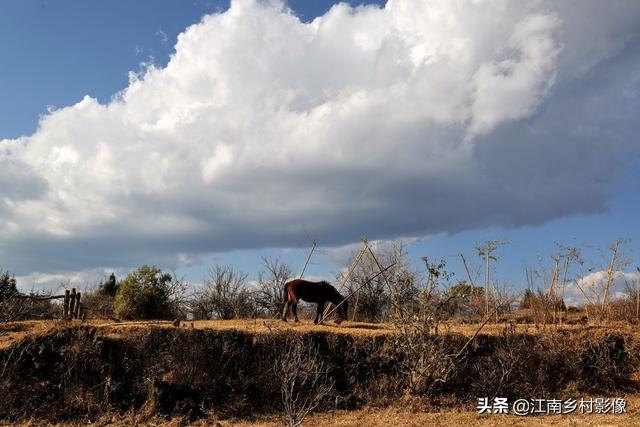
{"left": 3, "top": 317, "right": 640, "bottom": 351}
{"left": 17, "top": 395, "right": 640, "bottom": 426}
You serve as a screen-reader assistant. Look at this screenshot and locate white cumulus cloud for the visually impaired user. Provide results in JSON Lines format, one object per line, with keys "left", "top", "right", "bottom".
{"left": 564, "top": 270, "right": 640, "bottom": 307}
{"left": 1, "top": 0, "right": 639, "bottom": 276}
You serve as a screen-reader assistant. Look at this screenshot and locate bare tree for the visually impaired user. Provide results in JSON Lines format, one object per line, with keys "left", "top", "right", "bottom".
{"left": 167, "top": 272, "right": 190, "bottom": 320}
{"left": 276, "top": 334, "right": 335, "bottom": 427}
{"left": 190, "top": 265, "right": 253, "bottom": 320}
{"left": 341, "top": 241, "right": 420, "bottom": 322}
{"left": 493, "top": 281, "right": 518, "bottom": 318}
{"left": 344, "top": 255, "right": 389, "bottom": 322}
{"left": 522, "top": 244, "right": 579, "bottom": 326}
{"left": 556, "top": 245, "right": 581, "bottom": 325}
{"left": 386, "top": 242, "right": 419, "bottom": 318}
{"left": 253, "top": 257, "right": 293, "bottom": 317}
{"left": 573, "top": 239, "right": 632, "bottom": 321}
{"left": 475, "top": 240, "right": 508, "bottom": 318}
{"left": 602, "top": 238, "right": 632, "bottom": 319}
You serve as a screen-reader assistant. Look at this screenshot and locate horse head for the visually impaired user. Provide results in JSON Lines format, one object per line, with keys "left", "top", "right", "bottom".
{"left": 335, "top": 298, "right": 348, "bottom": 324}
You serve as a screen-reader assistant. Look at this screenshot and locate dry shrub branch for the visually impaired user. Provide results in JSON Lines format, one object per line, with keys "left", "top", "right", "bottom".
{"left": 275, "top": 333, "right": 335, "bottom": 427}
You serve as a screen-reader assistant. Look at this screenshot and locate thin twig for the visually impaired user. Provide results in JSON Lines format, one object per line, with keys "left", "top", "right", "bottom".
{"left": 320, "top": 262, "right": 397, "bottom": 323}
{"left": 455, "top": 312, "right": 493, "bottom": 359}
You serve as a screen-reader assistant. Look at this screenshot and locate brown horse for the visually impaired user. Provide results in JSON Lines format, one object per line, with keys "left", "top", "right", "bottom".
{"left": 282, "top": 279, "right": 348, "bottom": 324}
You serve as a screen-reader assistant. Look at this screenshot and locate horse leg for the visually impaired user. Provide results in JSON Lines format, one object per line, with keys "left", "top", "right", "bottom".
{"left": 314, "top": 302, "right": 325, "bottom": 324}
{"left": 292, "top": 301, "right": 299, "bottom": 322}
{"left": 281, "top": 300, "right": 290, "bottom": 322}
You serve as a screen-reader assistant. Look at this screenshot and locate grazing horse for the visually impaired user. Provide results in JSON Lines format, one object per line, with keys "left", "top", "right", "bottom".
{"left": 282, "top": 279, "right": 348, "bottom": 324}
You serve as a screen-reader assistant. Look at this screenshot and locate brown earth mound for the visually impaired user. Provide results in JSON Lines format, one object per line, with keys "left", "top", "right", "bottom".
{"left": 1, "top": 321, "right": 639, "bottom": 424}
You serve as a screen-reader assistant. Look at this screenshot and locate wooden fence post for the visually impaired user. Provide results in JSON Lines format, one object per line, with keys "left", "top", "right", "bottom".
{"left": 69, "top": 288, "right": 76, "bottom": 320}
{"left": 63, "top": 290, "right": 70, "bottom": 319}
{"left": 74, "top": 292, "right": 81, "bottom": 319}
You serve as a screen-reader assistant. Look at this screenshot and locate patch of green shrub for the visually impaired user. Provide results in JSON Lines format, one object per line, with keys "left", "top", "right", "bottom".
{"left": 114, "top": 266, "right": 174, "bottom": 320}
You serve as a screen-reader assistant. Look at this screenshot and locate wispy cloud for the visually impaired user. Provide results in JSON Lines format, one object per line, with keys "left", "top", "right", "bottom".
{"left": 155, "top": 28, "right": 168, "bottom": 44}
{"left": 564, "top": 270, "right": 640, "bottom": 306}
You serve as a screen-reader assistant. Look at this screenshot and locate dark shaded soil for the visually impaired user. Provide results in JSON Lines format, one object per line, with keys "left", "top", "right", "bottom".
{"left": 0, "top": 325, "right": 638, "bottom": 423}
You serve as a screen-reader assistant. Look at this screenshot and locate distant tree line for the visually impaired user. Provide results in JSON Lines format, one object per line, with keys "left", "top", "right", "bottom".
{"left": 1, "top": 238, "right": 638, "bottom": 324}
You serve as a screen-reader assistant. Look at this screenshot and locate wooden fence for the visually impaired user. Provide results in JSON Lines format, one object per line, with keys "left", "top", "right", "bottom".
{"left": 16, "top": 288, "right": 85, "bottom": 320}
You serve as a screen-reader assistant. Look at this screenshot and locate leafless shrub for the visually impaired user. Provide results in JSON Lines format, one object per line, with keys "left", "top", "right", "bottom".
{"left": 190, "top": 265, "right": 254, "bottom": 320}
{"left": 607, "top": 276, "right": 640, "bottom": 322}
{"left": 519, "top": 287, "right": 565, "bottom": 326}
{"left": 340, "top": 246, "right": 387, "bottom": 322}
{"left": 438, "top": 281, "right": 485, "bottom": 321}
{"left": 342, "top": 242, "right": 422, "bottom": 322}
{"left": 275, "top": 334, "right": 335, "bottom": 427}
{"left": 493, "top": 282, "right": 519, "bottom": 318}
{"left": 573, "top": 239, "right": 632, "bottom": 321}
{"left": 609, "top": 273, "right": 640, "bottom": 323}
{"left": 253, "top": 257, "right": 292, "bottom": 317}
{"left": 168, "top": 274, "right": 190, "bottom": 320}
{"left": 388, "top": 259, "right": 463, "bottom": 397}
{"left": 469, "top": 326, "right": 531, "bottom": 398}
{"left": 81, "top": 287, "right": 115, "bottom": 319}
{"left": 82, "top": 275, "right": 120, "bottom": 319}
{"left": 578, "top": 332, "right": 634, "bottom": 393}
{"left": 393, "top": 327, "right": 458, "bottom": 397}
{"left": 1, "top": 269, "right": 58, "bottom": 324}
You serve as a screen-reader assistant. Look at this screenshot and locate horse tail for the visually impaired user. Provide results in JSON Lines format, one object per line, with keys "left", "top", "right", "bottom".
{"left": 283, "top": 281, "right": 290, "bottom": 303}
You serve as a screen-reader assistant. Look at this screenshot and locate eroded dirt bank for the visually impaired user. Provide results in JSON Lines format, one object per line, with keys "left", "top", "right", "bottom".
{"left": 1, "top": 324, "right": 639, "bottom": 423}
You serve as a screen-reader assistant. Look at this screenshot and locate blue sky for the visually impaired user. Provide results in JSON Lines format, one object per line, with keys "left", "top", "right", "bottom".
{"left": 1, "top": 0, "right": 390, "bottom": 138}
{"left": 0, "top": 0, "right": 638, "bottom": 294}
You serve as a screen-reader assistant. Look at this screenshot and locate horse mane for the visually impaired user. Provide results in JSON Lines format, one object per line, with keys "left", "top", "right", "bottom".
{"left": 322, "top": 281, "right": 348, "bottom": 320}
{"left": 319, "top": 281, "right": 343, "bottom": 301}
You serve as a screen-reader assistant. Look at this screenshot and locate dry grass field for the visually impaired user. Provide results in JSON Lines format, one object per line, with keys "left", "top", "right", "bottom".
{"left": 17, "top": 396, "right": 640, "bottom": 426}
{"left": 3, "top": 317, "right": 639, "bottom": 351}
{"left": 0, "top": 319, "right": 393, "bottom": 351}
{"left": 243, "top": 401, "right": 640, "bottom": 427}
